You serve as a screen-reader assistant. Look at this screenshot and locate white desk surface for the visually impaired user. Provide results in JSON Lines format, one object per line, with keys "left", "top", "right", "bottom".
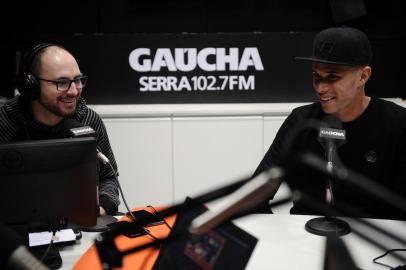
{"left": 58, "top": 213, "right": 406, "bottom": 270}
{"left": 58, "top": 231, "right": 99, "bottom": 270}
{"left": 235, "top": 214, "right": 406, "bottom": 270}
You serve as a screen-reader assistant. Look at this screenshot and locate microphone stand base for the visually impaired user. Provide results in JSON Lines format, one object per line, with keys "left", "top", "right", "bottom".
{"left": 305, "top": 217, "right": 351, "bottom": 236}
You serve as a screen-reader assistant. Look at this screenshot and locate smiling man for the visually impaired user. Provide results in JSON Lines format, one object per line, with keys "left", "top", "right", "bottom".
{"left": 0, "top": 43, "right": 120, "bottom": 216}
{"left": 253, "top": 26, "right": 406, "bottom": 220}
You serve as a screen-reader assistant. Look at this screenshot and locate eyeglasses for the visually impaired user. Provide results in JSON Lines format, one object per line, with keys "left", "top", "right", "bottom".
{"left": 37, "top": 75, "right": 88, "bottom": 92}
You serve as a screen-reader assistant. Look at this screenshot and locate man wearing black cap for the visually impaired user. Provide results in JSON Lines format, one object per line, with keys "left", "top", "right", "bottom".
{"left": 253, "top": 26, "right": 406, "bottom": 220}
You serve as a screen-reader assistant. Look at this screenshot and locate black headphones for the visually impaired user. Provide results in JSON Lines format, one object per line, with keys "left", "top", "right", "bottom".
{"left": 16, "top": 43, "right": 56, "bottom": 100}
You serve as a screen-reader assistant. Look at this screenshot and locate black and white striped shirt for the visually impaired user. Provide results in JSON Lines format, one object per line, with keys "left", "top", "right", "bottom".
{"left": 0, "top": 96, "right": 120, "bottom": 214}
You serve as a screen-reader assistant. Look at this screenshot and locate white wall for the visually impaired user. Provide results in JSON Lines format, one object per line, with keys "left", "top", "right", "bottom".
{"left": 89, "top": 103, "right": 313, "bottom": 214}
{"left": 103, "top": 118, "right": 173, "bottom": 208}
{"left": 172, "top": 116, "right": 264, "bottom": 201}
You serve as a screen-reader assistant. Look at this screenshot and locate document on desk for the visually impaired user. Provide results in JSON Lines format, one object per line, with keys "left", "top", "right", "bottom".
{"left": 29, "top": 229, "right": 77, "bottom": 247}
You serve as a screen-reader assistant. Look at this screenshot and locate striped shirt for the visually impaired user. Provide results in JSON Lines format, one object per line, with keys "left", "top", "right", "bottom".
{"left": 0, "top": 96, "right": 120, "bottom": 214}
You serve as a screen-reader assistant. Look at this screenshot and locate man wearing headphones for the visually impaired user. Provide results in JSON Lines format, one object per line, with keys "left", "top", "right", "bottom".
{"left": 0, "top": 43, "right": 119, "bottom": 215}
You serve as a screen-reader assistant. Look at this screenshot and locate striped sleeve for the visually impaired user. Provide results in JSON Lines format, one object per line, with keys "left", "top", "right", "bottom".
{"left": 81, "top": 108, "right": 120, "bottom": 214}
{"left": 0, "top": 104, "right": 21, "bottom": 143}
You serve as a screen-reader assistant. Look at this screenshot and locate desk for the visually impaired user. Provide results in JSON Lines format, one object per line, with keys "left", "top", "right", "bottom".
{"left": 58, "top": 231, "right": 99, "bottom": 270}
{"left": 235, "top": 214, "right": 406, "bottom": 270}
{"left": 60, "top": 214, "right": 406, "bottom": 270}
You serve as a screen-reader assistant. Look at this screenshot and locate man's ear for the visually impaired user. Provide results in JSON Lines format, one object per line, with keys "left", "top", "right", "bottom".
{"left": 359, "top": 66, "right": 372, "bottom": 86}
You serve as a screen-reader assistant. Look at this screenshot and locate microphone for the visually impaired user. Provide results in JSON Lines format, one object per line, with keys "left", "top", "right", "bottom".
{"left": 305, "top": 115, "right": 351, "bottom": 236}
{"left": 318, "top": 115, "right": 346, "bottom": 167}
{"left": 318, "top": 115, "right": 346, "bottom": 204}
{"left": 59, "top": 119, "right": 110, "bottom": 165}
{"left": 189, "top": 167, "right": 289, "bottom": 235}
{"left": 0, "top": 222, "right": 49, "bottom": 270}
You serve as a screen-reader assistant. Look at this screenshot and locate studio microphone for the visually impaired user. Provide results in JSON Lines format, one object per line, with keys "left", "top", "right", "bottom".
{"left": 318, "top": 115, "right": 346, "bottom": 204}
{"left": 189, "top": 167, "right": 289, "bottom": 235}
{"left": 318, "top": 115, "right": 346, "bottom": 168}
{"left": 59, "top": 119, "right": 110, "bottom": 165}
{"left": 305, "top": 115, "right": 350, "bottom": 236}
{"left": 0, "top": 222, "right": 49, "bottom": 270}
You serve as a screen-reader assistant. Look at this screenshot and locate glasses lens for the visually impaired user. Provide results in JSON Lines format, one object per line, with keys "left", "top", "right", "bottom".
{"left": 56, "top": 79, "right": 71, "bottom": 91}
{"left": 55, "top": 76, "right": 87, "bottom": 91}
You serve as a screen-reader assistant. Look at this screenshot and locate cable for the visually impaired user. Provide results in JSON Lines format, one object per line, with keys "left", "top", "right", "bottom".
{"left": 147, "top": 205, "right": 173, "bottom": 230}
{"left": 106, "top": 162, "right": 133, "bottom": 219}
{"left": 142, "top": 227, "right": 158, "bottom": 241}
{"left": 107, "top": 162, "right": 158, "bottom": 241}
{"left": 40, "top": 230, "right": 56, "bottom": 263}
{"left": 372, "top": 249, "right": 406, "bottom": 269}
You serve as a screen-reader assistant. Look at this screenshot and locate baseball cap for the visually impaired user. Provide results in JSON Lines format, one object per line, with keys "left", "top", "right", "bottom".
{"left": 295, "top": 26, "right": 372, "bottom": 66}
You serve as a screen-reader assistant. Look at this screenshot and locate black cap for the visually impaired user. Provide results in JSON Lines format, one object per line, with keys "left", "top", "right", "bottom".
{"left": 295, "top": 26, "right": 372, "bottom": 66}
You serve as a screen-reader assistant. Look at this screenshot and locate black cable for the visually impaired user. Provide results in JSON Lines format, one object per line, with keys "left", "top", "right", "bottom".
{"left": 147, "top": 205, "right": 173, "bottom": 230}
{"left": 40, "top": 230, "right": 56, "bottom": 263}
{"left": 106, "top": 162, "right": 133, "bottom": 219}
{"left": 372, "top": 249, "right": 406, "bottom": 269}
{"left": 107, "top": 162, "right": 158, "bottom": 241}
{"left": 142, "top": 227, "right": 158, "bottom": 241}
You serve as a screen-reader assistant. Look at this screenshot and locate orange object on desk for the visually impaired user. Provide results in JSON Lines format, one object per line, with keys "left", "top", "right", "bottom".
{"left": 73, "top": 208, "right": 176, "bottom": 270}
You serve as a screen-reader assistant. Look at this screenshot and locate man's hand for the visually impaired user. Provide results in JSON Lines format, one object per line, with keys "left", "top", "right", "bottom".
{"left": 100, "top": 206, "right": 107, "bottom": 216}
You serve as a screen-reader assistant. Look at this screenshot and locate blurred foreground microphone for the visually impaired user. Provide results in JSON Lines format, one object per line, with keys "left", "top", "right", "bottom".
{"left": 189, "top": 167, "right": 289, "bottom": 235}
{"left": 0, "top": 223, "right": 49, "bottom": 270}
{"left": 59, "top": 119, "right": 110, "bottom": 165}
{"left": 305, "top": 115, "right": 350, "bottom": 236}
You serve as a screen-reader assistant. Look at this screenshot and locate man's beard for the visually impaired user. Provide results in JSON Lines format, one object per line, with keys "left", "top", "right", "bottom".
{"left": 38, "top": 96, "right": 78, "bottom": 118}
